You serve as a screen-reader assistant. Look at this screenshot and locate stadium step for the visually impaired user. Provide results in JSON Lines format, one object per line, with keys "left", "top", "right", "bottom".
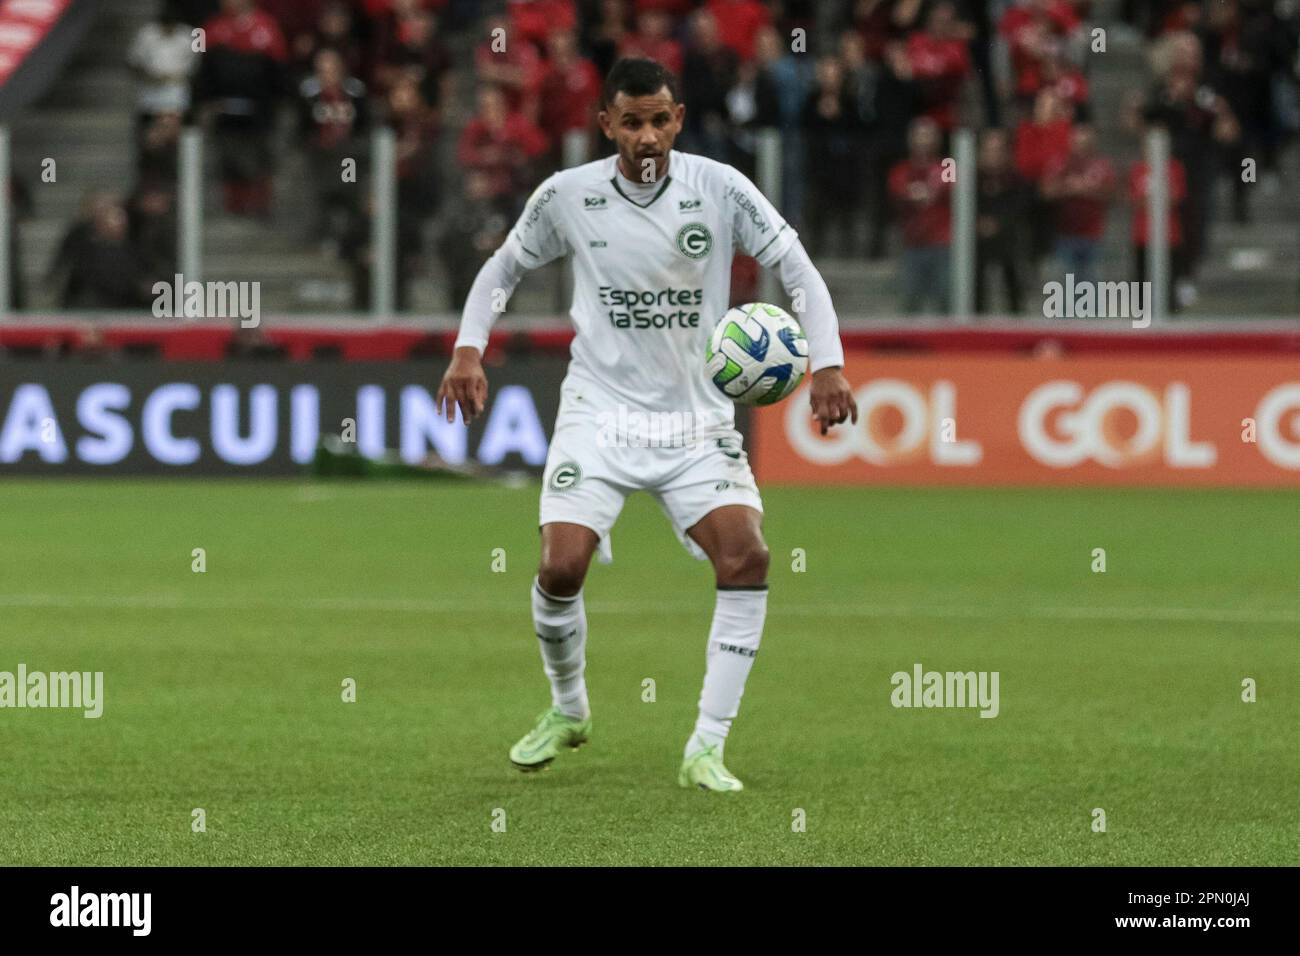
{"left": 39, "top": 73, "right": 136, "bottom": 110}
{"left": 11, "top": 0, "right": 150, "bottom": 309}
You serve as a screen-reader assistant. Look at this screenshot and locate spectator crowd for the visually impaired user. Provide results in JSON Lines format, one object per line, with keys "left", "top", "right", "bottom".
{"left": 48, "top": 0, "right": 1300, "bottom": 315}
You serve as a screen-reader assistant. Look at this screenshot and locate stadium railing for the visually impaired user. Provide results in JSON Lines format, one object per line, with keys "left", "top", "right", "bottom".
{"left": 0, "top": 122, "right": 1293, "bottom": 327}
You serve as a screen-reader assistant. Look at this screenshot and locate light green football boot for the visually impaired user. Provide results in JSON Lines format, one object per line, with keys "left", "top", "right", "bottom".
{"left": 508, "top": 706, "right": 591, "bottom": 771}
{"left": 677, "top": 744, "right": 744, "bottom": 792}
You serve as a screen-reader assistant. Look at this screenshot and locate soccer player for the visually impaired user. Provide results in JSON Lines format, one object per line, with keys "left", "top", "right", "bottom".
{"left": 437, "top": 58, "right": 856, "bottom": 792}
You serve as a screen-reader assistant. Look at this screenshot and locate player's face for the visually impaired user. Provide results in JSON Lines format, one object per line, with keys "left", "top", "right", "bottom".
{"left": 599, "top": 87, "right": 684, "bottom": 183}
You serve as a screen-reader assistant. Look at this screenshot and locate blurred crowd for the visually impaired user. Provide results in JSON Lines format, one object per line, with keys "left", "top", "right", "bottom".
{"left": 47, "top": 0, "right": 1300, "bottom": 314}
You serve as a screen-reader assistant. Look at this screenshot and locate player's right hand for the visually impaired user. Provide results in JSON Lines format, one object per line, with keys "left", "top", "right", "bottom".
{"left": 436, "top": 346, "right": 489, "bottom": 425}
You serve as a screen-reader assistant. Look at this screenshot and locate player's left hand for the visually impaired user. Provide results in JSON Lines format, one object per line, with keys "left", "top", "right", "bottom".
{"left": 809, "top": 367, "right": 858, "bottom": 436}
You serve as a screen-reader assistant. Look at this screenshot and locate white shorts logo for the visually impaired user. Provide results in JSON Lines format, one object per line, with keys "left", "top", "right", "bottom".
{"left": 548, "top": 462, "right": 582, "bottom": 491}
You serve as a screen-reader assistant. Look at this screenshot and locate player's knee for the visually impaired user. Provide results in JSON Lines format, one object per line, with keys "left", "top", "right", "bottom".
{"left": 537, "top": 557, "right": 588, "bottom": 598}
{"left": 715, "top": 540, "right": 769, "bottom": 586}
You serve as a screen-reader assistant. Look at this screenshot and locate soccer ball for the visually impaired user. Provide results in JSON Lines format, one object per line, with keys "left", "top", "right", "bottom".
{"left": 705, "top": 303, "right": 809, "bottom": 406}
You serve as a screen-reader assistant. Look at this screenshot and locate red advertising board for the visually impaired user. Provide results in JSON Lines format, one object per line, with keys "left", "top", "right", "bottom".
{"left": 753, "top": 355, "right": 1300, "bottom": 486}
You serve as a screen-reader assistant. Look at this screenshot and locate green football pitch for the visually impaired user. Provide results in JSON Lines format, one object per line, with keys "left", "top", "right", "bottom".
{"left": 0, "top": 480, "right": 1295, "bottom": 866}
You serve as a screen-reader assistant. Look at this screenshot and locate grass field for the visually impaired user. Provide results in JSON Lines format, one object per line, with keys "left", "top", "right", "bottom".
{"left": 0, "top": 480, "right": 1296, "bottom": 866}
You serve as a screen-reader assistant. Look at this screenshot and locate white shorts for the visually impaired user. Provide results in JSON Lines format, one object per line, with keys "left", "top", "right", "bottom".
{"left": 539, "top": 404, "right": 763, "bottom": 565}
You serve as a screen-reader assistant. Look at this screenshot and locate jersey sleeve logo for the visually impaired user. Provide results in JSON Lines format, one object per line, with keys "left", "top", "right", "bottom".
{"left": 728, "top": 186, "right": 771, "bottom": 233}
{"left": 522, "top": 185, "right": 558, "bottom": 232}
{"left": 676, "top": 223, "right": 713, "bottom": 260}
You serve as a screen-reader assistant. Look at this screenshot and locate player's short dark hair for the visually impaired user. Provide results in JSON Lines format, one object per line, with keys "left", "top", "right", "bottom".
{"left": 602, "top": 58, "right": 678, "bottom": 108}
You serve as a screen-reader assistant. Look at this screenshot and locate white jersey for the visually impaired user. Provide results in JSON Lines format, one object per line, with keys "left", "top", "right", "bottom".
{"left": 501, "top": 149, "right": 798, "bottom": 433}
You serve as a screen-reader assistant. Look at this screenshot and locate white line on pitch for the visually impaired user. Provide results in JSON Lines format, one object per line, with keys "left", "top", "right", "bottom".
{"left": 0, "top": 594, "right": 1296, "bottom": 626}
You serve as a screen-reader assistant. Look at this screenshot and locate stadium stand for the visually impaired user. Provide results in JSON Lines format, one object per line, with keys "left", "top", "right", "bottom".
{"left": 8, "top": 0, "right": 1300, "bottom": 320}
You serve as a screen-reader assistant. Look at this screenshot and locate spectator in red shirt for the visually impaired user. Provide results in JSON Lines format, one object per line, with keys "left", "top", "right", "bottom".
{"left": 457, "top": 85, "right": 549, "bottom": 206}
{"left": 194, "top": 0, "right": 289, "bottom": 217}
{"left": 1041, "top": 123, "right": 1116, "bottom": 285}
{"left": 475, "top": 12, "right": 546, "bottom": 120}
{"left": 1129, "top": 148, "right": 1188, "bottom": 311}
{"left": 538, "top": 30, "right": 602, "bottom": 169}
{"left": 999, "top": 0, "right": 1081, "bottom": 106}
{"left": 905, "top": 0, "right": 972, "bottom": 131}
{"left": 508, "top": 0, "right": 578, "bottom": 52}
{"left": 706, "top": 0, "right": 771, "bottom": 62}
{"left": 1038, "top": 53, "right": 1089, "bottom": 119}
{"left": 619, "top": 8, "right": 684, "bottom": 77}
{"left": 1015, "top": 87, "right": 1074, "bottom": 261}
{"left": 1152, "top": 0, "right": 1201, "bottom": 37}
{"left": 888, "top": 117, "right": 953, "bottom": 314}
{"left": 1014, "top": 87, "right": 1074, "bottom": 181}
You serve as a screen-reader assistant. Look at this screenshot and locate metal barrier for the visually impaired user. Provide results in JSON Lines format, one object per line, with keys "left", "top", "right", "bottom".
{"left": 0, "top": 122, "right": 1230, "bottom": 326}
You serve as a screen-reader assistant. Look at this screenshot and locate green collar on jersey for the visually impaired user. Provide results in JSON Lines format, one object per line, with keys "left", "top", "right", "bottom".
{"left": 610, "top": 173, "right": 673, "bottom": 209}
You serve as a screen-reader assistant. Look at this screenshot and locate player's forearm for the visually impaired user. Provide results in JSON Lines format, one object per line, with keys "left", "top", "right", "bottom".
{"left": 773, "top": 240, "right": 846, "bottom": 373}
{"left": 453, "top": 245, "right": 527, "bottom": 353}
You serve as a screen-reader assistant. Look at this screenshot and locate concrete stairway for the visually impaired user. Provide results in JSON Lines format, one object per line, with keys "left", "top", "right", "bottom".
{"left": 11, "top": 0, "right": 144, "bottom": 309}
{"left": 9, "top": 0, "right": 366, "bottom": 315}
